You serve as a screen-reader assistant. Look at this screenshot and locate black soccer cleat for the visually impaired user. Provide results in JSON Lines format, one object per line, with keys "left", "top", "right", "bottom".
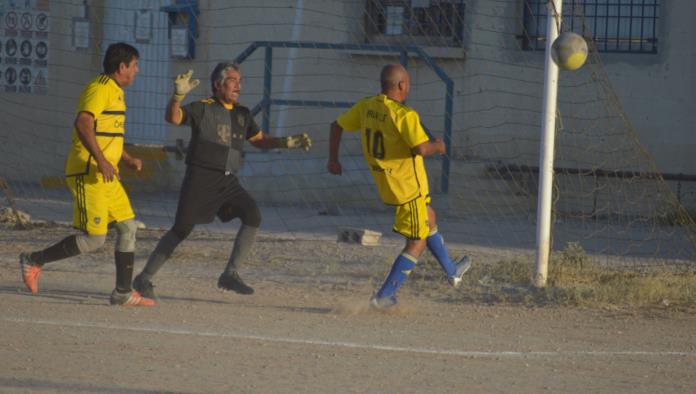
{"left": 133, "top": 274, "right": 157, "bottom": 300}
{"left": 217, "top": 271, "right": 254, "bottom": 295}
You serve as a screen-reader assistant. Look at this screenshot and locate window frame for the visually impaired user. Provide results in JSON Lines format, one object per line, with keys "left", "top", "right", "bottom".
{"left": 522, "top": 0, "right": 660, "bottom": 54}
{"left": 364, "top": 0, "right": 466, "bottom": 48}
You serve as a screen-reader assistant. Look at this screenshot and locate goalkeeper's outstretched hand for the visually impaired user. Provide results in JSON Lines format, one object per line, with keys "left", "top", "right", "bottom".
{"left": 283, "top": 133, "right": 312, "bottom": 151}
{"left": 172, "top": 70, "right": 200, "bottom": 102}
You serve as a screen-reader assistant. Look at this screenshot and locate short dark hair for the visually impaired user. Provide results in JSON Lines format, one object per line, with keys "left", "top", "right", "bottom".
{"left": 103, "top": 43, "right": 139, "bottom": 74}
{"left": 210, "top": 62, "right": 240, "bottom": 93}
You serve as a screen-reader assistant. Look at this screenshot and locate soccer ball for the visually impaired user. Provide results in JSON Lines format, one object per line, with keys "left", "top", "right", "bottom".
{"left": 551, "top": 32, "right": 588, "bottom": 71}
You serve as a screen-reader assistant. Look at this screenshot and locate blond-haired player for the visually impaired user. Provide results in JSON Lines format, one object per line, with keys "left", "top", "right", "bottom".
{"left": 328, "top": 64, "right": 471, "bottom": 308}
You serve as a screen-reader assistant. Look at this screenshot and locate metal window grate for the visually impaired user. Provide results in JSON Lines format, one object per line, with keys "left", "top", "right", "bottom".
{"left": 523, "top": 0, "right": 659, "bottom": 53}
{"left": 365, "top": 0, "right": 465, "bottom": 47}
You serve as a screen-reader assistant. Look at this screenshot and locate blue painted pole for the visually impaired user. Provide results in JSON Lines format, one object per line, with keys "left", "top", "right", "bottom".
{"left": 442, "top": 81, "right": 454, "bottom": 193}
{"left": 400, "top": 50, "right": 408, "bottom": 69}
{"left": 263, "top": 45, "right": 272, "bottom": 133}
{"left": 234, "top": 41, "right": 454, "bottom": 193}
{"left": 234, "top": 42, "right": 259, "bottom": 64}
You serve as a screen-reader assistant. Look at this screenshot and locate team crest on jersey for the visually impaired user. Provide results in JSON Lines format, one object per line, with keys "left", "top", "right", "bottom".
{"left": 217, "top": 124, "right": 231, "bottom": 144}
{"left": 236, "top": 114, "right": 246, "bottom": 128}
{"left": 94, "top": 217, "right": 101, "bottom": 225}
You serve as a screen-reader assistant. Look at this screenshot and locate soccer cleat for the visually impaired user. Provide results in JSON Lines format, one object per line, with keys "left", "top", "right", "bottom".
{"left": 19, "top": 252, "right": 42, "bottom": 295}
{"left": 217, "top": 271, "right": 254, "bottom": 295}
{"left": 448, "top": 256, "right": 472, "bottom": 288}
{"left": 109, "top": 289, "right": 156, "bottom": 306}
{"left": 133, "top": 274, "right": 157, "bottom": 300}
{"left": 369, "top": 294, "right": 397, "bottom": 309}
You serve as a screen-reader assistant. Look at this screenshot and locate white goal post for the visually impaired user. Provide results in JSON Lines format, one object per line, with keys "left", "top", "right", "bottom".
{"left": 535, "top": 0, "right": 563, "bottom": 287}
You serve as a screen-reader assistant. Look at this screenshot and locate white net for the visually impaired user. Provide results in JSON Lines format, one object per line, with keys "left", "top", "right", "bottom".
{"left": 0, "top": 0, "right": 693, "bottom": 269}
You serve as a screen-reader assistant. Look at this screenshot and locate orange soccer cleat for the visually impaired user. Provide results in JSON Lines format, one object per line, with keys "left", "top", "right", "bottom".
{"left": 19, "top": 253, "right": 42, "bottom": 295}
{"left": 110, "top": 289, "right": 156, "bottom": 307}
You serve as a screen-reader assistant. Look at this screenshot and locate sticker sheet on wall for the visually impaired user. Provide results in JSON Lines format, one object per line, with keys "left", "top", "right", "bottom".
{"left": 0, "top": 0, "right": 49, "bottom": 95}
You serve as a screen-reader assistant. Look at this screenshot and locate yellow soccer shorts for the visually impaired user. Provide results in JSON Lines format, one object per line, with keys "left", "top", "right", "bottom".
{"left": 392, "top": 194, "right": 431, "bottom": 240}
{"left": 66, "top": 174, "right": 135, "bottom": 235}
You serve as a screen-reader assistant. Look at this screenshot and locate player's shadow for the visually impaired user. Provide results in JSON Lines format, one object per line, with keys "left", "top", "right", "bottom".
{"left": 222, "top": 298, "right": 334, "bottom": 314}
{"left": 0, "top": 285, "right": 230, "bottom": 306}
{"left": 0, "top": 377, "right": 191, "bottom": 394}
{"left": 0, "top": 285, "right": 110, "bottom": 305}
{"left": 259, "top": 304, "right": 334, "bottom": 314}
{"left": 156, "top": 293, "right": 234, "bottom": 305}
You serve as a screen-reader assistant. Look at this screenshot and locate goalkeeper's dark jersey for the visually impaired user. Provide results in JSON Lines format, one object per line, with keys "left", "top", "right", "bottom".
{"left": 181, "top": 97, "right": 261, "bottom": 174}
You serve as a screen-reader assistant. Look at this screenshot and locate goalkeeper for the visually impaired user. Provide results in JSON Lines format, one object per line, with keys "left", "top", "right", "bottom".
{"left": 133, "top": 62, "right": 311, "bottom": 298}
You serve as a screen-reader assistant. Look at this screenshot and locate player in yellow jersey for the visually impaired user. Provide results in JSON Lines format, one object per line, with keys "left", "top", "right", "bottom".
{"left": 19, "top": 43, "right": 154, "bottom": 306}
{"left": 328, "top": 64, "right": 471, "bottom": 308}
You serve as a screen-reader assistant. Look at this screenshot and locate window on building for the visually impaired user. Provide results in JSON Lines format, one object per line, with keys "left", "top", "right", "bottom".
{"left": 522, "top": 0, "right": 659, "bottom": 53}
{"left": 365, "top": 0, "right": 465, "bottom": 47}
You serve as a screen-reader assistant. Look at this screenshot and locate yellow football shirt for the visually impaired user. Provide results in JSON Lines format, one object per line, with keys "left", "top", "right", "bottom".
{"left": 336, "top": 94, "right": 430, "bottom": 205}
{"left": 65, "top": 74, "right": 126, "bottom": 176}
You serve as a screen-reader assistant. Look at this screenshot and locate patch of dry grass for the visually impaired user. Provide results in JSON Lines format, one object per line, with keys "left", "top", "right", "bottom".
{"left": 411, "top": 242, "right": 696, "bottom": 310}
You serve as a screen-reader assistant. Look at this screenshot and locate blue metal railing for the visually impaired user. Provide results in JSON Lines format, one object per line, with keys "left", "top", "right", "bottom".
{"left": 233, "top": 41, "right": 454, "bottom": 193}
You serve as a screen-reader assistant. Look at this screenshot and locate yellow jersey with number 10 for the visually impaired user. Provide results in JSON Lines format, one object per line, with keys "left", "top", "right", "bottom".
{"left": 65, "top": 74, "right": 126, "bottom": 177}
{"left": 336, "top": 94, "right": 430, "bottom": 205}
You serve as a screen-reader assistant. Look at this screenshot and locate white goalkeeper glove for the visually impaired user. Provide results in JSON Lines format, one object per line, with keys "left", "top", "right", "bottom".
{"left": 281, "top": 133, "right": 312, "bottom": 151}
{"left": 172, "top": 70, "right": 200, "bottom": 102}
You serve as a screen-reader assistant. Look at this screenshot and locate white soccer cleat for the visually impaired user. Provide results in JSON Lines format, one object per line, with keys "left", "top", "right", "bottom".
{"left": 448, "top": 256, "right": 472, "bottom": 288}
{"left": 369, "top": 294, "right": 397, "bottom": 309}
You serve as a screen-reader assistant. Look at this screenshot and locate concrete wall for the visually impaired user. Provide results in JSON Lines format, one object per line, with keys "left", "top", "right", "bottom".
{"left": 602, "top": 2, "right": 696, "bottom": 175}
{"left": 1, "top": 0, "right": 694, "bottom": 214}
{"left": 458, "top": 0, "right": 696, "bottom": 173}
{"left": 0, "top": 0, "right": 104, "bottom": 183}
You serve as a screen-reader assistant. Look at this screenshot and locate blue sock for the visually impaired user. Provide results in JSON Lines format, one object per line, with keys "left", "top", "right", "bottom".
{"left": 376, "top": 253, "right": 417, "bottom": 299}
{"left": 427, "top": 229, "right": 456, "bottom": 277}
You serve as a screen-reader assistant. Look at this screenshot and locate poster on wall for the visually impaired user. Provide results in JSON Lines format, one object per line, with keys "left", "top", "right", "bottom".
{"left": 0, "top": 0, "right": 49, "bottom": 95}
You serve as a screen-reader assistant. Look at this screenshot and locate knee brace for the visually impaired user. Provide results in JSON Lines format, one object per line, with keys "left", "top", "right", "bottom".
{"left": 113, "top": 219, "right": 137, "bottom": 252}
{"left": 75, "top": 233, "right": 107, "bottom": 253}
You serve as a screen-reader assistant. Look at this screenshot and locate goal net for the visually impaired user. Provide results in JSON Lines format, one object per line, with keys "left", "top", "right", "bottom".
{"left": 0, "top": 0, "right": 693, "bottom": 270}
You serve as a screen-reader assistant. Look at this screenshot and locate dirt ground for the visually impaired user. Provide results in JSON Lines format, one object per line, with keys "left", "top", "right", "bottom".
{"left": 1, "top": 224, "right": 695, "bottom": 393}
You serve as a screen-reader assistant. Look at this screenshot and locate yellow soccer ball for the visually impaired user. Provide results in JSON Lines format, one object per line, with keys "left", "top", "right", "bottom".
{"left": 551, "top": 32, "right": 588, "bottom": 71}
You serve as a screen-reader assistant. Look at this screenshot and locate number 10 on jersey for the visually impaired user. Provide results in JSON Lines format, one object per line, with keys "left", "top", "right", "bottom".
{"left": 365, "top": 128, "right": 385, "bottom": 159}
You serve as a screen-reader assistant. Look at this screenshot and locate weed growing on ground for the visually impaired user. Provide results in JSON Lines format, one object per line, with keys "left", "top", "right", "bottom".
{"left": 411, "top": 242, "right": 696, "bottom": 310}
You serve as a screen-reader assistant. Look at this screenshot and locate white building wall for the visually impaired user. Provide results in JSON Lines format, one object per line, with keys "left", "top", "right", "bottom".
{"left": 1, "top": 0, "right": 694, "bottom": 209}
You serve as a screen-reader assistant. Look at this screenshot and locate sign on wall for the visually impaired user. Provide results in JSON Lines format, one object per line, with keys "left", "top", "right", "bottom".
{"left": 0, "top": 0, "right": 49, "bottom": 95}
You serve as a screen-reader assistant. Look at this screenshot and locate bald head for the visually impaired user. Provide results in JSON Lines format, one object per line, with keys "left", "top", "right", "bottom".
{"left": 380, "top": 64, "right": 410, "bottom": 102}
{"left": 380, "top": 64, "right": 407, "bottom": 91}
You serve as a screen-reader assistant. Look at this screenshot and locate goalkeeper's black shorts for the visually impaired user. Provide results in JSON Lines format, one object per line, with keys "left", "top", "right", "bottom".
{"left": 174, "top": 165, "right": 259, "bottom": 226}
